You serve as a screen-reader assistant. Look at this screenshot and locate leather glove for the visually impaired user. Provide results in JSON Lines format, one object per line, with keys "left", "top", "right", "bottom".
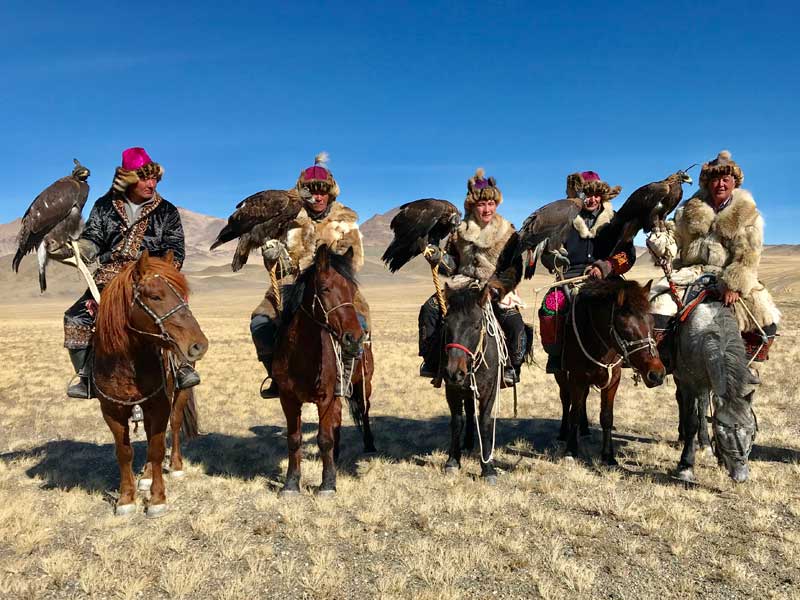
{"left": 262, "top": 239, "right": 287, "bottom": 263}
{"left": 646, "top": 226, "right": 677, "bottom": 263}
{"left": 423, "top": 244, "right": 444, "bottom": 266}
{"left": 541, "top": 248, "right": 570, "bottom": 273}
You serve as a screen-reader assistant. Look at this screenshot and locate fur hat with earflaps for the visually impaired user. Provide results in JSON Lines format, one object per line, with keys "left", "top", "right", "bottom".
{"left": 464, "top": 168, "right": 503, "bottom": 214}
{"left": 296, "top": 152, "right": 340, "bottom": 201}
{"left": 699, "top": 150, "right": 744, "bottom": 190}
{"left": 565, "top": 170, "right": 621, "bottom": 203}
{"left": 112, "top": 147, "right": 164, "bottom": 193}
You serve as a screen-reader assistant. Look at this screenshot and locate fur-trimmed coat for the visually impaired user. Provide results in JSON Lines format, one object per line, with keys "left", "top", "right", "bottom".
{"left": 284, "top": 201, "right": 364, "bottom": 273}
{"left": 448, "top": 214, "right": 515, "bottom": 283}
{"left": 653, "top": 188, "right": 780, "bottom": 330}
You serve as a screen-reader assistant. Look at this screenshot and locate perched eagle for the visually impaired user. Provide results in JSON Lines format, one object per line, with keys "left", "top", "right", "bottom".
{"left": 381, "top": 198, "right": 461, "bottom": 272}
{"left": 596, "top": 169, "right": 693, "bottom": 255}
{"left": 210, "top": 188, "right": 303, "bottom": 271}
{"left": 13, "top": 159, "right": 91, "bottom": 292}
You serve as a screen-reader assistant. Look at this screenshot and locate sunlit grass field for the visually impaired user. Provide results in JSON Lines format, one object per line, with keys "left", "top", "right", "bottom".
{"left": 0, "top": 268, "right": 798, "bottom": 599}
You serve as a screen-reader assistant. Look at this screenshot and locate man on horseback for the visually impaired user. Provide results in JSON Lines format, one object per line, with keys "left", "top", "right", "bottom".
{"left": 418, "top": 169, "right": 526, "bottom": 386}
{"left": 539, "top": 171, "right": 637, "bottom": 373}
{"left": 648, "top": 150, "right": 781, "bottom": 366}
{"left": 250, "top": 153, "right": 369, "bottom": 399}
{"left": 62, "top": 147, "right": 200, "bottom": 398}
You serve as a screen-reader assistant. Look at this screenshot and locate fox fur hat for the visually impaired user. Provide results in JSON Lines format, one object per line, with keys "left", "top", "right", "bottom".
{"left": 464, "top": 168, "right": 503, "bottom": 214}
{"left": 112, "top": 147, "right": 163, "bottom": 193}
{"left": 699, "top": 150, "right": 744, "bottom": 190}
{"left": 296, "top": 152, "right": 340, "bottom": 201}
{"left": 565, "top": 170, "right": 621, "bottom": 203}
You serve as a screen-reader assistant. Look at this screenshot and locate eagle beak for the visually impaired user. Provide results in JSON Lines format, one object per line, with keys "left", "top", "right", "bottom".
{"left": 683, "top": 175, "right": 693, "bottom": 185}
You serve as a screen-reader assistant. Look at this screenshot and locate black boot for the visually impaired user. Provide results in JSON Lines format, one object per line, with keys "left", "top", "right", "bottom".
{"left": 259, "top": 359, "right": 280, "bottom": 399}
{"left": 67, "top": 348, "right": 92, "bottom": 399}
{"left": 419, "top": 361, "right": 438, "bottom": 378}
{"left": 502, "top": 365, "right": 520, "bottom": 388}
{"left": 176, "top": 363, "right": 201, "bottom": 389}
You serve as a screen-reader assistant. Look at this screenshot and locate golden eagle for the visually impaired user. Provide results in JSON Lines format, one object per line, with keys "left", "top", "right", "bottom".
{"left": 381, "top": 198, "right": 461, "bottom": 272}
{"left": 12, "top": 159, "right": 91, "bottom": 292}
{"left": 210, "top": 188, "right": 303, "bottom": 271}
{"left": 597, "top": 168, "right": 694, "bottom": 255}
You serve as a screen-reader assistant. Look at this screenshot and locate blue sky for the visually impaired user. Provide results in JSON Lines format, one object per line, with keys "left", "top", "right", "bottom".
{"left": 2, "top": 1, "right": 799, "bottom": 243}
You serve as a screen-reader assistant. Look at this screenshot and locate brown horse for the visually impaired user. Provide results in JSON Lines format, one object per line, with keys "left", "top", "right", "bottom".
{"left": 94, "top": 250, "right": 208, "bottom": 516}
{"left": 273, "top": 245, "right": 375, "bottom": 496}
{"left": 555, "top": 279, "right": 665, "bottom": 464}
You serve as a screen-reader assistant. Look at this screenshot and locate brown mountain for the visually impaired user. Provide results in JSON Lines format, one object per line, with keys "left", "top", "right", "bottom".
{"left": 360, "top": 208, "right": 399, "bottom": 247}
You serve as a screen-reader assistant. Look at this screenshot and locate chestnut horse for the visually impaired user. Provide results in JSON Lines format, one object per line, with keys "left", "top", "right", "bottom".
{"left": 555, "top": 279, "right": 665, "bottom": 464}
{"left": 273, "top": 245, "right": 375, "bottom": 496}
{"left": 94, "top": 250, "right": 208, "bottom": 516}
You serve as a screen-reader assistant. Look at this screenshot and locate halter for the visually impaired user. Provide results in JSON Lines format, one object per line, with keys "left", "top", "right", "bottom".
{"left": 128, "top": 274, "right": 193, "bottom": 363}
{"left": 300, "top": 282, "right": 359, "bottom": 348}
{"left": 571, "top": 291, "right": 657, "bottom": 389}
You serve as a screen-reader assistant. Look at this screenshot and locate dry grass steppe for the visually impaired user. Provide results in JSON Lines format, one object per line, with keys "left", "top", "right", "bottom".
{"left": 0, "top": 253, "right": 798, "bottom": 599}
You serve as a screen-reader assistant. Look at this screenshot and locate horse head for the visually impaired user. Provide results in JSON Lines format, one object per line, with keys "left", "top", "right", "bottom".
{"left": 712, "top": 376, "right": 759, "bottom": 483}
{"left": 128, "top": 250, "right": 208, "bottom": 362}
{"left": 307, "top": 245, "right": 364, "bottom": 357}
{"left": 609, "top": 280, "right": 666, "bottom": 387}
{"left": 442, "top": 282, "right": 492, "bottom": 386}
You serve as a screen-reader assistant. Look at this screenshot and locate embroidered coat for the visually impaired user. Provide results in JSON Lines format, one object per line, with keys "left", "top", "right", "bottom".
{"left": 670, "top": 188, "right": 780, "bottom": 329}
{"left": 80, "top": 191, "right": 185, "bottom": 285}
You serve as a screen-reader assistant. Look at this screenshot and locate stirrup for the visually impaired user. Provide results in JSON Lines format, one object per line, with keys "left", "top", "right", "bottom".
{"left": 66, "top": 374, "right": 91, "bottom": 399}
{"left": 260, "top": 376, "right": 280, "bottom": 399}
{"left": 176, "top": 364, "right": 201, "bottom": 389}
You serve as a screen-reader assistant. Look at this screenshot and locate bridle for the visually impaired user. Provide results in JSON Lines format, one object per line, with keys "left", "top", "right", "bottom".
{"left": 571, "top": 291, "right": 657, "bottom": 388}
{"left": 300, "top": 280, "right": 360, "bottom": 348}
{"left": 128, "top": 274, "right": 193, "bottom": 363}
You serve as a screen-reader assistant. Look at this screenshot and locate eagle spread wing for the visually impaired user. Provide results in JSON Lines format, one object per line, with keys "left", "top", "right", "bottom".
{"left": 13, "top": 159, "right": 91, "bottom": 292}
{"left": 381, "top": 198, "right": 461, "bottom": 273}
{"left": 210, "top": 188, "right": 302, "bottom": 272}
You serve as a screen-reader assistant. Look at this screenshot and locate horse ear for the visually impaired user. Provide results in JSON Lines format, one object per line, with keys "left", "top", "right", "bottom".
{"left": 136, "top": 250, "right": 150, "bottom": 279}
{"left": 642, "top": 279, "right": 653, "bottom": 295}
{"left": 164, "top": 249, "right": 175, "bottom": 265}
{"left": 616, "top": 288, "right": 626, "bottom": 307}
{"left": 315, "top": 244, "right": 330, "bottom": 269}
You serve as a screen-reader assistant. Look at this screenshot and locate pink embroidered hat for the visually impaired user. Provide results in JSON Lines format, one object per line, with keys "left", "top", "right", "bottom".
{"left": 565, "top": 170, "right": 621, "bottom": 203}
{"left": 295, "top": 152, "right": 340, "bottom": 200}
{"left": 112, "top": 147, "right": 163, "bottom": 192}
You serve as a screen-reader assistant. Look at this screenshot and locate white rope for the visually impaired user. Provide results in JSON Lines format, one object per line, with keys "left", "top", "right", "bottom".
{"left": 528, "top": 275, "right": 590, "bottom": 370}
{"left": 328, "top": 333, "right": 355, "bottom": 400}
{"left": 734, "top": 297, "right": 769, "bottom": 367}
{"left": 470, "top": 302, "right": 509, "bottom": 464}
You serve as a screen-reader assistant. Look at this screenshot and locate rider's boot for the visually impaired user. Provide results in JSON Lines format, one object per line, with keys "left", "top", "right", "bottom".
{"left": 259, "top": 358, "right": 280, "bottom": 399}
{"left": 502, "top": 364, "right": 520, "bottom": 388}
{"left": 176, "top": 363, "right": 201, "bottom": 389}
{"left": 67, "top": 347, "right": 92, "bottom": 399}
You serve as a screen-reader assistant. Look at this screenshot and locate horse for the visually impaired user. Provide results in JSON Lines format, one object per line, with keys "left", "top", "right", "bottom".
{"left": 273, "top": 245, "right": 375, "bottom": 496}
{"left": 93, "top": 250, "right": 208, "bottom": 516}
{"left": 440, "top": 283, "right": 525, "bottom": 484}
{"left": 670, "top": 300, "right": 759, "bottom": 483}
{"left": 555, "top": 279, "right": 665, "bottom": 464}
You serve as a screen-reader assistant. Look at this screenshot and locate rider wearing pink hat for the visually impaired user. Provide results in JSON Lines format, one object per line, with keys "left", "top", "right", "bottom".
{"left": 63, "top": 147, "right": 199, "bottom": 398}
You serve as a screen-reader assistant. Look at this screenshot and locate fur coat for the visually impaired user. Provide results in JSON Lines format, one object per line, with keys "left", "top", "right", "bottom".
{"left": 653, "top": 188, "right": 780, "bottom": 330}
{"left": 284, "top": 201, "right": 364, "bottom": 273}
{"left": 449, "top": 213, "right": 515, "bottom": 283}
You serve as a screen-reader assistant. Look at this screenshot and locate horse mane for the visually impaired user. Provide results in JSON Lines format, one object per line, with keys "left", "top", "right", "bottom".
{"left": 282, "top": 250, "right": 358, "bottom": 321}
{"left": 698, "top": 303, "right": 749, "bottom": 402}
{"left": 579, "top": 279, "right": 650, "bottom": 316}
{"left": 95, "top": 256, "right": 189, "bottom": 356}
{"left": 445, "top": 284, "right": 483, "bottom": 315}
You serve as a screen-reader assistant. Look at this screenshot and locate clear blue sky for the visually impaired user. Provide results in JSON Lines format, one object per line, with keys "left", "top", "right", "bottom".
{"left": 2, "top": 1, "right": 799, "bottom": 243}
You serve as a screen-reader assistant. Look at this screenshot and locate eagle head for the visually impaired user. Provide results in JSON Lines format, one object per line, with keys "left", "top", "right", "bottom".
{"left": 679, "top": 171, "right": 693, "bottom": 185}
{"left": 72, "top": 159, "right": 91, "bottom": 181}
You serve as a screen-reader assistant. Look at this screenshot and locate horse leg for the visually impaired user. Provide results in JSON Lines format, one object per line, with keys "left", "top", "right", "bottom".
{"left": 580, "top": 401, "right": 591, "bottom": 437}
{"left": 168, "top": 389, "right": 189, "bottom": 477}
{"left": 676, "top": 386, "right": 685, "bottom": 442}
{"left": 555, "top": 371, "right": 570, "bottom": 441}
{"left": 600, "top": 377, "right": 621, "bottom": 466}
{"left": 445, "top": 391, "right": 464, "bottom": 473}
{"left": 477, "top": 392, "right": 498, "bottom": 484}
{"left": 353, "top": 376, "right": 376, "bottom": 454}
{"left": 102, "top": 409, "right": 137, "bottom": 515}
{"left": 696, "top": 393, "right": 712, "bottom": 453}
{"left": 675, "top": 388, "right": 699, "bottom": 482}
{"left": 144, "top": 402, "right": 171, "bottom": 517}
{"left": 566, "top": 381, "right": 589, "bottom": 458}
{"left": 463, "top": 392, "right": 476, "bottom": 453}
{"left": 138, "top": 460, "right": 153, "bottom": 491}
{"left": 317, "top": 398, "right": 341, "bottom": 496}
{"left": 280, "top": 397, "right": 302, "bottom": 496}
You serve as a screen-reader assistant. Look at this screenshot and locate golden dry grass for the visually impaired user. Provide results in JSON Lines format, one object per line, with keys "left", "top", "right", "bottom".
{"left": 1, "top": 261, "right": 799, "bottom": 599}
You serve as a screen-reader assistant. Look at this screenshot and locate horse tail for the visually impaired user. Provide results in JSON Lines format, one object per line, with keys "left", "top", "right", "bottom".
{"left": 181, "top": 388, "right": 200, "bottom": 440}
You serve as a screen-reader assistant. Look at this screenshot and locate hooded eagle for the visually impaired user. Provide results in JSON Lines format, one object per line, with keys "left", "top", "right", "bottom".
{"left": 210, "top": 188, "right": 303, "bottom": 271}
{"left": 381, "top": 198, "right": 461, "bottom": 272}
{"left": 13, "top": 159, "right": 91, "bottom": 292}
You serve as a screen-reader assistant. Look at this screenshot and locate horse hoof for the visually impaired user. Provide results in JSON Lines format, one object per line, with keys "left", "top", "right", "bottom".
{"left": 137, "top": 478, "right": 152, "bottom": 491}
{"left": 115, "top": 503, "right": 137, "bottom": 516}
{"left": 674, "top": 468, "right": 695, "bottom": 483}
{"left": 279, "top": 488, "right": 300, "bottom": 498}
{"left": 169, "top": 470, "right": 185, "bottom": 479}
{"left": 482, "top": 475, "right": 498, "bottom": 486}
{"left": 603, "top": 456, "right": 619, "bottom": 467}
{"left": 444, "top": 465, "right": 459, "bottom": 475}
{"left": 146, "top": 503, "right": 168, "bottom": 518}
{"left": 316, "top": 488, "right": 336, "bottom": 498}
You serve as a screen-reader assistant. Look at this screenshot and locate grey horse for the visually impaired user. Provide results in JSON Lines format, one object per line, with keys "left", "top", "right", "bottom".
{"left": 671, "top": 300, "right": 759, "bottom": 483}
